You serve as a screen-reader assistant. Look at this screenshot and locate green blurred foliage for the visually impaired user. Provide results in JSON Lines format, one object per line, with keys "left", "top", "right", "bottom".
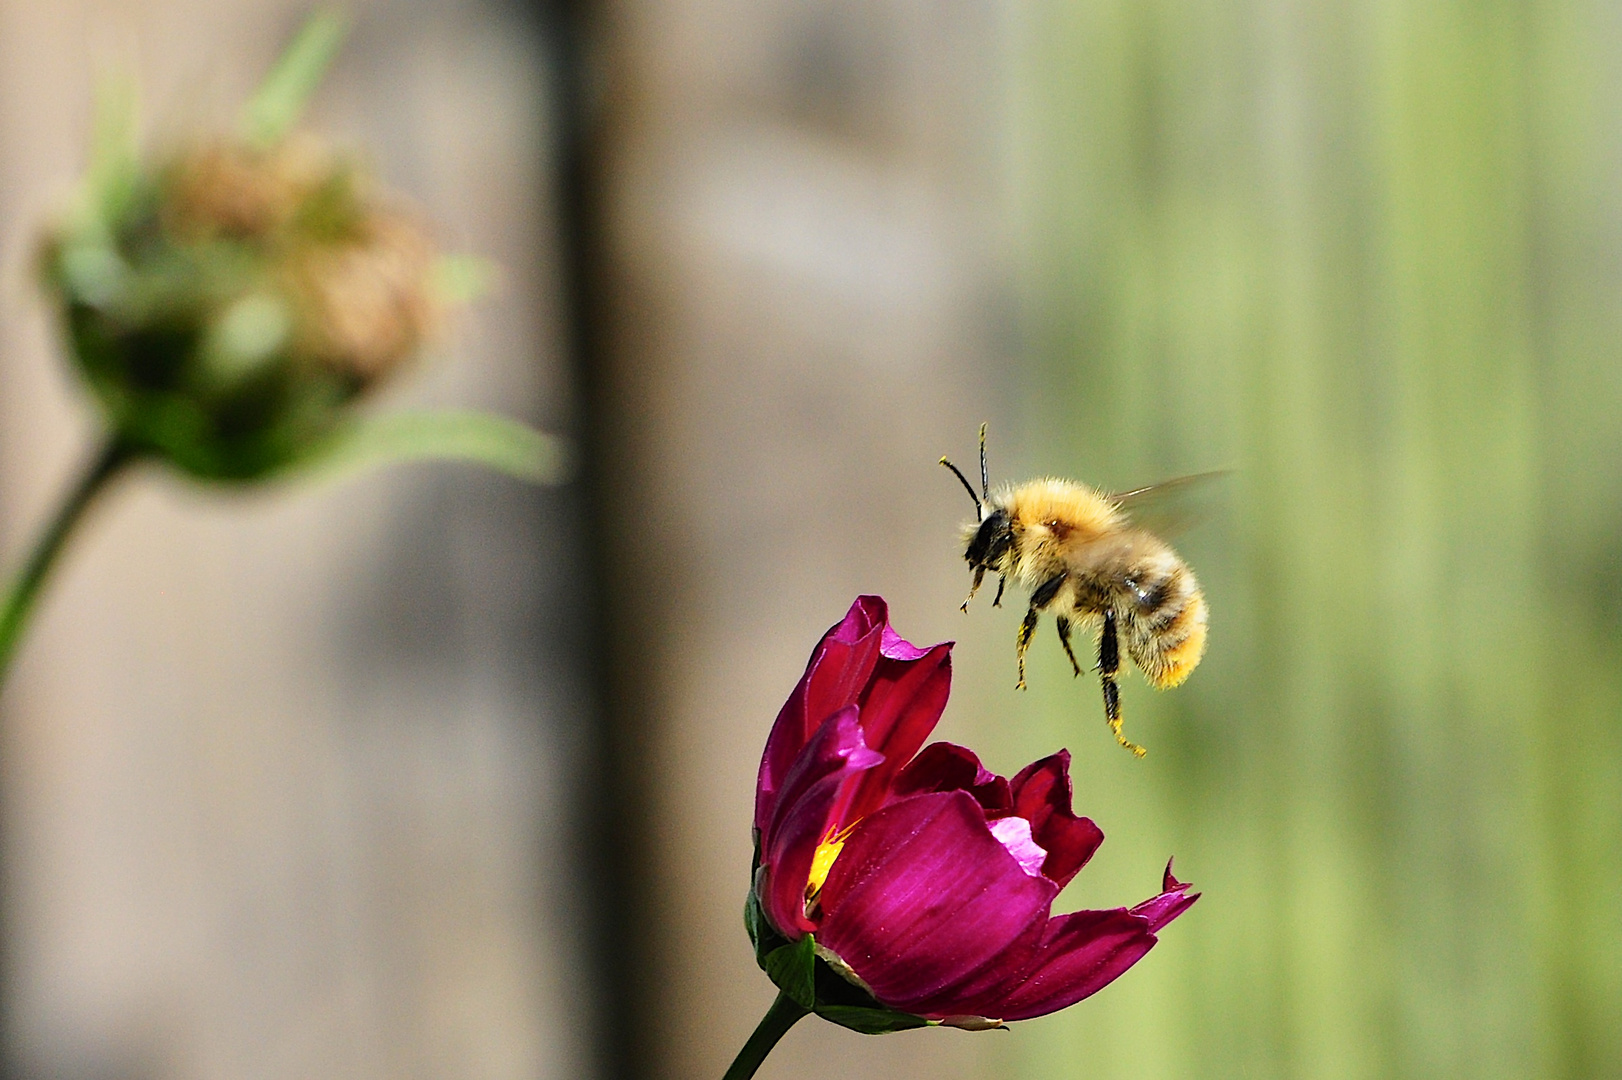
{"left": 1008, "top": 0, "right": 1622, "bottom": 1076}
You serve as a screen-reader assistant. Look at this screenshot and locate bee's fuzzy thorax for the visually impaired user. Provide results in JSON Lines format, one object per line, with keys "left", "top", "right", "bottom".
{"left": 996, "top": 478, "right": 1121, "bottom": 537}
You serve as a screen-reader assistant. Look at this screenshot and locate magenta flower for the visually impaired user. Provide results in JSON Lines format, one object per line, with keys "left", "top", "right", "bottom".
{"left": 744, "top": 596, "right": 1196, "bottom": 1044}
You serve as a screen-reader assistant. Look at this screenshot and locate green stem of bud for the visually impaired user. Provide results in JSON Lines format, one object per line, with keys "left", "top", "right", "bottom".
{"left": 0, "top": 439, "right": 135, "bottom": 693}
{"left": 721, "top": 990, "right": 810, "bottom": 1080}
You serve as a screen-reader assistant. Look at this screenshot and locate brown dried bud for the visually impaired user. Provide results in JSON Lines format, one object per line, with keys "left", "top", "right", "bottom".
{"left": 161, "top": 135, "right": 329, "bottom": 241}
{"left": 285, "top": 209, "right": 439, "bottom": 384}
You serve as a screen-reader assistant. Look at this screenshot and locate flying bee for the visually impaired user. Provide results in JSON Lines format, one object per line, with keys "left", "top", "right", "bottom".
{"left": 941, "top": 425, "right": 1214, "bottom": 757}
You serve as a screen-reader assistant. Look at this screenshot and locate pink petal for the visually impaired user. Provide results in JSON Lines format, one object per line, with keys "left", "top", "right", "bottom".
{"left": 815, "top": 792, "right": 1056, "bottom": 1013}
{"left": 890, "top": 741, "right": 1012, "bottom": 816}
{"left": 835, "top": 642, "right": 952, "bottom": 826}
{"left": 1010, "top": 752, "right": 1104, "bottom": 889}
{"left": 879, "top": 618, "right": 932, "bottom": 660}
{"left": 983, "top": 908, "right": 1160, "bottom": 1021}
{"left": 967, "top": 866, "right": 1200, "bottom": 1021}
{"left": 754, "top": 599, "right": 885, "bottom": 833}
{"left": 755, "top": 598, "right": 949, "bottom": 836}
{"left": 798, "top": 603, "right": 888, "bottom": 750}
{"left": 757, "top": 707, "right": 883, "bottom": 937}
{"left": 989, "top": 816, "right": 1048, "bottom": 878}
{"left": 1130, "top": 859, "right": 1200, "bottom": 932}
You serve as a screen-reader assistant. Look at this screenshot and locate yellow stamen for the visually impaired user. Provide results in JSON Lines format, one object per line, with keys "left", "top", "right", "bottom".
{"left": 804, "top": 822, "right": 860, "bottom": 905}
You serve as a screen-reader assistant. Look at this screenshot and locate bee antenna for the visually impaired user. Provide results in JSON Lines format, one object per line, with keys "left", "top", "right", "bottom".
{"left": 940, "top": 457, "right": 983, "bottom": 519}
{"left": 978, "top": 422, "right": 990, "bottom": 500}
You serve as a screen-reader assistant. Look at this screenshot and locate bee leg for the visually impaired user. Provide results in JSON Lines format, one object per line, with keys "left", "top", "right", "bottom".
{"left": 992, "top": 574, "right": 1007, "bottom": 608}
{"left": 1016, "top": 574, "right": 1067, "bottom": 691}
{"left": 1098, "top": 609, "right": 1146, "bottom": 757}
{"left": 1056, "top": 616, "right": 1084, "bottom": 677}
{"left": 961, "top": 566, "right": 986, "bottom": 612}
{"left": 1016, "top": 609, "right": 1039, "bottom": 690}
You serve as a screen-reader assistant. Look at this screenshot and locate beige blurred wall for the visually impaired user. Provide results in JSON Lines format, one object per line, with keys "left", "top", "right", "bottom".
{"left": 0, "top": 3, "right": 589, "bottom": 1079}
{"left": 588, "top": 0, "right": 1019, "bottom": 1076}
{"left": 1, "top": 0, "right": 1026, "bottom": 1077}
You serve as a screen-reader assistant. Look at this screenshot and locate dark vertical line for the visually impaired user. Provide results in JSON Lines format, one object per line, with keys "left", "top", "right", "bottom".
{"left": 534, "top": 3, "right": 652, "bottom": 1079}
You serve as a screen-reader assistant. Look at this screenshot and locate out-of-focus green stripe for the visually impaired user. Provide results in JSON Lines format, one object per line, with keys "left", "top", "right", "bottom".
{"left": 1008, "top": 0, "right": 1619, "bottom": 1077}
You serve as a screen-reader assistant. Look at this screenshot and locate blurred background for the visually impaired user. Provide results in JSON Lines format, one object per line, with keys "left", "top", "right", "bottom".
{"left": 2, "top": 1, "right": 1621, "bottom": 1079}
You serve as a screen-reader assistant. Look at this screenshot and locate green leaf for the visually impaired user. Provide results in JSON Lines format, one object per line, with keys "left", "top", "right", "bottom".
{"left": 814, "top": 1005, "right": 931, "bottom": 1035}
{"left": 291, "top": 409, "right": 571, "bottom": 485}
{"left": 241, "top": 9, "right": 349, "bottom": 149}
{"left": 762, "top": 934, "right": 817, "bottom": 1011}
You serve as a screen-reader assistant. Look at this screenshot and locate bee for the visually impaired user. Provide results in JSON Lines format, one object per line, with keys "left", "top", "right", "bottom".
{"left": 941, "top": 425, "right": 1212, "bottom": 757}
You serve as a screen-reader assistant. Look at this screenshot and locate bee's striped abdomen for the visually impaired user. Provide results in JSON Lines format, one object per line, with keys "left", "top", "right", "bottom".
{"left": 1119, "top": 558, "right": 1208, "bottom": 688}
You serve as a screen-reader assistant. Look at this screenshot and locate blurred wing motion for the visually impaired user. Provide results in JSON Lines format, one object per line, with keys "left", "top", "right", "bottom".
{"left": 1108, "top": 470, "right": 1230, "bottom": 538}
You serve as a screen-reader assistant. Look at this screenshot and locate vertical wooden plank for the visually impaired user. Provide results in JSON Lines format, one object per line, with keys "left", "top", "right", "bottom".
{"left": 581, "top": 1, "right": 1016, "bottom": 1076}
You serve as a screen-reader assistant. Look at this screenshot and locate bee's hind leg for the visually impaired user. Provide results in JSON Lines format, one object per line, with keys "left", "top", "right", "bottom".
{"left": 1098, "top": 609, "right": 1146, "bottom": 757}
{"left": 1016, "top": 609, "right": 1038, "bottom": 690}
{"left": 1016, "top": 574, "right": 1067, "bottom": 691}
{"left": 1056, "top": 617, "right": 1084, "bottom": 677}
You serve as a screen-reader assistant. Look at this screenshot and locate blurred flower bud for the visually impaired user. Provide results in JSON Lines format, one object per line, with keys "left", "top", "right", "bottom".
{"left": 40, "top": 131, "right": 440, "bottom": 480}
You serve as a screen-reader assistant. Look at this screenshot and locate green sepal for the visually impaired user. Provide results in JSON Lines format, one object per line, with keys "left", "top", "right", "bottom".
{"left": 83, "top": 73, "right": 142, "bottom": 233}
{"left": 743, "top": 888, "right": 763, "bottom": 953}
{"left": 761, "top": 934, "right": 817, "bottom": 1011}
{"left": 809, "top": 951, "right": 931, "bottom": 1035}
{"left": 744, "top": 887, "right": 767, "bottom": 958}
{"left": 813, "top": 1005, "right": 931, "bottom": 1035}
{"left": 241, "top": 9, "right": 349, "bottom": 149}
{"left": 745, "top": 876, "right": 790, "bottom": 967}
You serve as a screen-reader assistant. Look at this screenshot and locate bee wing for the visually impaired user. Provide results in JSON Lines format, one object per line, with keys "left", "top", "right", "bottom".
{"left": 1107, "top": 470, "right": 1230, "bottom": 538}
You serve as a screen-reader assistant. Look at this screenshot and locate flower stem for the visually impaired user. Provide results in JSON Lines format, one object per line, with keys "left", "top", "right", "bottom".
{"left": 722, "top": 990, "right": 810, "bottom": 1080}
{"left": 0, "top": 439, "right": 134, "bottom": 693}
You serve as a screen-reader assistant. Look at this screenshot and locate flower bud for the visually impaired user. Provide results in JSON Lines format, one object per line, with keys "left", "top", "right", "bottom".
{"left": 41, "top": 133, "right": 440, "bottom": 480}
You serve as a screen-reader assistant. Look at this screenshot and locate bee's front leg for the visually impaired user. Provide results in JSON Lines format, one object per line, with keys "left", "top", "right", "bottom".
{"left": 1016, "top": 574, "right": 1067, "bottom": 690}
{"left": 961, "top": 566, "right": 987, "bottom": 612}
{"left": 992, "top": 575, "right": 1007, "bottom": 608}
{"left": 1098, "top": 609, "right": 1146, "bottom": 757}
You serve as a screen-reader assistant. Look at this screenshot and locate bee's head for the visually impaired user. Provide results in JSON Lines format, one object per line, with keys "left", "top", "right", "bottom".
{"left": 943, "top": 423, "right": 1013, "bottom": 573}
{"left": 964, "top": 506, "right": 1014, "bottom": 572}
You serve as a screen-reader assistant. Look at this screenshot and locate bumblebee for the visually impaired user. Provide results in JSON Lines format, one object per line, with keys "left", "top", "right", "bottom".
{"left": 942, "top": 426, "right": 1211, "bottom": 757}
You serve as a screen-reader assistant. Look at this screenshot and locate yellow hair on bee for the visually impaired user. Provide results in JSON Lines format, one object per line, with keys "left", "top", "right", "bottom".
{"left": 998, "top": 477, "right": 1121, "bottom": 536}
